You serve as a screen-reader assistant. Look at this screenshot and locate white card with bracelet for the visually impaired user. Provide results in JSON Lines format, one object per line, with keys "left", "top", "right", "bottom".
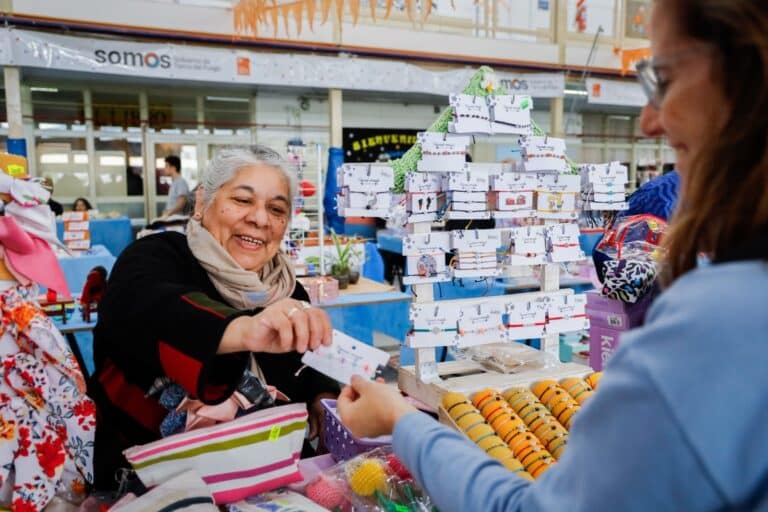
{"left": 301, "top": 330, "right": 390, "bottom": 384}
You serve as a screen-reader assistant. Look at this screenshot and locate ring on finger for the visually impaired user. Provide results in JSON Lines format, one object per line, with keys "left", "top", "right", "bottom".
{"left": 287, "top": 306, "right": 300, "bottom": 317}
{"left": 299, "top": 301, "right": 312, "bottom": 310}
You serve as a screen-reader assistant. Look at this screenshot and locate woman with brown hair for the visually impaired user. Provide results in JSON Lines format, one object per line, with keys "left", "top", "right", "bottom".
{"left": 337, "top": 1, "right": 768, "bottom": 510}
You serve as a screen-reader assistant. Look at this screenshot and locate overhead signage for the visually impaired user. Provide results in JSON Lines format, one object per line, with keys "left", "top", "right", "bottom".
{"left": 586, "top": 78, "right": 647, "bottom": 107}
{"left": 0, "top": 28, "right": 566, "bottom": 98}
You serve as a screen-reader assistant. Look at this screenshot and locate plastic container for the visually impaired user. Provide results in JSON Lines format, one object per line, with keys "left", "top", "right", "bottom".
{"left": 321, "top": 399, "right": 392, "bottom": 462}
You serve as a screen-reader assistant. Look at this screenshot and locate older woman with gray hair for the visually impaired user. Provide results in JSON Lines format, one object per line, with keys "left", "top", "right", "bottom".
{"left": 89, "top": 145, "right": 339, "bottom": 489}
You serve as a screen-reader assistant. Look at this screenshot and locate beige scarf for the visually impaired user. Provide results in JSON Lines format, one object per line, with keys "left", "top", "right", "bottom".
{"left": 186, "top": 219, "right": 296, "bottom": 310}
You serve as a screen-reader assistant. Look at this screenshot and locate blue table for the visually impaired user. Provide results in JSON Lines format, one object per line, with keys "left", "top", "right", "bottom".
{"left": 52, "top": 307, "right": 96, "bottom": 377}
{"left": 57, "top": 217, "right": 133, "bottom": 257}
{"left": 377, "top": 229, "right": 405, "bottom": 254}
{"left": 56, "top": 245, "right": 116, "bottom": 296}
{"left": 317, "top": 279, "right": 412, "bottom": 345}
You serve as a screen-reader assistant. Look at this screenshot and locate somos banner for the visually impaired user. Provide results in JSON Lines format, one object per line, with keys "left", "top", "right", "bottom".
{"left": 0, "top": 28, "right": 566, "bottom": 98}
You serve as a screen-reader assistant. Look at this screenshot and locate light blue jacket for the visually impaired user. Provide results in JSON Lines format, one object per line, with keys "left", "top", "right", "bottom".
{"left": 394, "top": 261, "right": 768, "bottom": 511}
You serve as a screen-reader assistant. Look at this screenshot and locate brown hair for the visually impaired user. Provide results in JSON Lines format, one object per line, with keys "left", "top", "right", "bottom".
{"left": 659, "top": 0, "right": 768, "bottom": 283}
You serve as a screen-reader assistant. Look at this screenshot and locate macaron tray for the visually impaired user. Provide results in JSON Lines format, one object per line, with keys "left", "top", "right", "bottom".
{"left": 439, "top": 372, "right": 602, "bottom": 480}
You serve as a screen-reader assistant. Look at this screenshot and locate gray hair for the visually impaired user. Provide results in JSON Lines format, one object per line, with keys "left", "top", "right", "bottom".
{"left": 200, "top": 145, "right": 297, "bottom": 217}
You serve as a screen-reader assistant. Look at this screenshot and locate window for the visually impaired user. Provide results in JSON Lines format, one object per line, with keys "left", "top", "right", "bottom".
{"left": 31, "top": 88, "right": 84, "bottom": 129}
{"left": 92, "top": 91, "right": 140, "bottom": 130}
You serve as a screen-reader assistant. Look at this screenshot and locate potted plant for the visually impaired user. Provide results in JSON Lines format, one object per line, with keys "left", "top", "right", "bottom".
{"left": 330, "top": 229, "right": 361, "bottom": 289}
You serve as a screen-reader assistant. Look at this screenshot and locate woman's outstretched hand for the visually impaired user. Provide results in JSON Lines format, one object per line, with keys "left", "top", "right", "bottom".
{"left": 337, "top": 375, "right": 418, "bottom": 439}
{"left": 219, "top": 298, "right": 333, "bottom": 354}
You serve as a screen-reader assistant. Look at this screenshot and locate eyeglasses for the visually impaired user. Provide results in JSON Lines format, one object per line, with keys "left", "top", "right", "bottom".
{"left": 635, "top": 45, "right": 713, "bottom": 109}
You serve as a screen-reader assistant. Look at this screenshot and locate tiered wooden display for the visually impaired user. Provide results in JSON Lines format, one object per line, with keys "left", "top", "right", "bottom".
{"left": 336, "top": 68, "right": 623, "bottom": 410}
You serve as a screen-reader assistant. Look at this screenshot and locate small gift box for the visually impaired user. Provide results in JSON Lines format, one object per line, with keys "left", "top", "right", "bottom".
{"left": 298, "top": 276, "right": 340, "bottom": 304}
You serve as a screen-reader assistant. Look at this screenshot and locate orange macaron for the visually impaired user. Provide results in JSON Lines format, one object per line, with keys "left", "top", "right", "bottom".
{"left": 531, "top": 380, "right": 559, "bottom": 400}
{"left": 585, "top": 372, "right": 602, "bottom": 390}
{"left": 472, "top": 388, "right": 497, "bottom": 409}
{"left": 480, "top": 399, "right": 507, "bottom": 421}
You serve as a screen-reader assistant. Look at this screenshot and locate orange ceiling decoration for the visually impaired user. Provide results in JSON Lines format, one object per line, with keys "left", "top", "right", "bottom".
{"left": 233, "top": 0, "right": 434, "bottom": 37}
{"left": 617, "top": 47, "right": 651, "bottom": 75}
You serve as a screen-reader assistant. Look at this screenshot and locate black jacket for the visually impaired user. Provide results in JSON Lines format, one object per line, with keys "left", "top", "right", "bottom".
{"left": 88, "top": 232, "right": 338, "bottom": 488}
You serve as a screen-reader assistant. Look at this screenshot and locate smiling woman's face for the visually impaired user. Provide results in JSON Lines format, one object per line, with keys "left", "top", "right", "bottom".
{"left": 201, "top": 164, "right": 290, "bottom": 271}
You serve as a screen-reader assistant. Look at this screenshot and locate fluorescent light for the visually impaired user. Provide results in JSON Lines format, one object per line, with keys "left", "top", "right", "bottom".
{"left": 564, "top": 89, "right": 588, "bottom": 96}
{"left": 31, "top": 87, "right": 58, "bottom": 93}
{"left": 206, "top": 96, "right": 249, "bottom": 103}
{"left": 73, "top": 154, "right": 89, "bottom": 164}
{"left": 129, "top": 156, "right": 143, "bottom": 167}
{"left": 40, "top": 153, "right": 69, "bottom": 164}
{"left": 39, "top": 122, "right": 68, "bottom": 130}
{"left": 100, "top": 155, "right": 126, "bottom": 166}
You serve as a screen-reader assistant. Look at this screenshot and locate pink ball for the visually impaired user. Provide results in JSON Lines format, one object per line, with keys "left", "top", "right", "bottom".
{"left": 306, "top": 474, "right": 346, "bottom": 509}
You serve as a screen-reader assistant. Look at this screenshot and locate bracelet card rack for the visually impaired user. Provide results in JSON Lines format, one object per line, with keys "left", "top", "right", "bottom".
{"left": 335, "top": 74, "right": 627, "bottom": 408}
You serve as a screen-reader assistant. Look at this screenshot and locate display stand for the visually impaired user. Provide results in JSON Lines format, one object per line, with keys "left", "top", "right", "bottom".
{"left": 285, "top": 142, "right": 326, "bottom": 276}
{"left": 336, "top": 67, "right": 625, "bottom": 409}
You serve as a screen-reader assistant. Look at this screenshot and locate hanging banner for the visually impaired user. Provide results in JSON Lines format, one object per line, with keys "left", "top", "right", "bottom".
{"left": 495, "top": 72, "right": 565, "bottom": 98}
{"left": 586, "top": 78, "right": 646, "bottom": 107}
{"left": 0, "top": 28, "right": 566, "bottom": 98}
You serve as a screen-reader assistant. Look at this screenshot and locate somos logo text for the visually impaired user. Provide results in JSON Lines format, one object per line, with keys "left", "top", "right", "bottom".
{"left": 95, "top": 49, "right": 171, "bottom": 69}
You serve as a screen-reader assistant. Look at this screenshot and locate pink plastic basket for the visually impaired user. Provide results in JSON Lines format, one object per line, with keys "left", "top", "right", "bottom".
{"left": 321, "top": 399, "right": 392, "bottom": 462}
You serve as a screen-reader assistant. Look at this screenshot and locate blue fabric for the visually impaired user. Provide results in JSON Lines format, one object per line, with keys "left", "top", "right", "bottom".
{"left": 394, "top": 261, "right": 768, "bottom": 511}
{"left": 324, "top": 147, "right": 345, "bottom": 234}
{"left": 362, "top": 241, "right": 385, "bottom": 282}
{"left": 7, "top": 138, "right": 27, "bottom": 157}
{"left": 620, "top": 171, "right": 680, "bottom": 221}
{"left": 56, "top": 217, "right": 134, "bottom": 257}
{"left": 54, "top": 245, "right": 116, "bottom": 296}
{"left": 377, "top": 230, "right": 404, "bottom": 254}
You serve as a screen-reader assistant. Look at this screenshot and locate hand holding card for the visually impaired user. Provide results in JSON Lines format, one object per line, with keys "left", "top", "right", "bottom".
{"left": 301, "top": 330, "right": 390, "bottom": 384}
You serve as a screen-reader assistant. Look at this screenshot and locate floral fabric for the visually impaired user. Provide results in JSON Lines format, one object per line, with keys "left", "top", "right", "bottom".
{"left": 0, "top": 284, "right": 94, "bottom": 512}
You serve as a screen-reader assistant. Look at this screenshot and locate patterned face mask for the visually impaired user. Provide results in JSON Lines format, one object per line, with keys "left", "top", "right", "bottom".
{"left": 600, "top": 259, "right": 658, "bottom": 304}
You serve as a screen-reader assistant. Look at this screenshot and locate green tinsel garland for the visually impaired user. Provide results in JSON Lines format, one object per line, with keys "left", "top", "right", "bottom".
{"left": 390, "top": 66, "right": 507, "bottom": 192}
{"left": 388, "top": 65, "right": 577, "bottom": 192}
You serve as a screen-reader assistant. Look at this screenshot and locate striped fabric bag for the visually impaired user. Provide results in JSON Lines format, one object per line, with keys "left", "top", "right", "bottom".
{"left": 123, "top": 403, "right": 307, "bottom": 504}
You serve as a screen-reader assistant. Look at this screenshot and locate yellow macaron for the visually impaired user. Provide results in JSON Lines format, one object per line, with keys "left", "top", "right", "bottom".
{"left": 442, "top": 391, "right": 471, "bottom": 411}
{"left": 477, "top": 435, "right": 507, "bottom": 453}
{"left": 456, "top": 412, "right": 485, "bottom": 432}
{"left": 466, "top": 422, "right": 495, "bottom": 442}
{"left": 448, "top": 402, "right": 476, "bottom": 422}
